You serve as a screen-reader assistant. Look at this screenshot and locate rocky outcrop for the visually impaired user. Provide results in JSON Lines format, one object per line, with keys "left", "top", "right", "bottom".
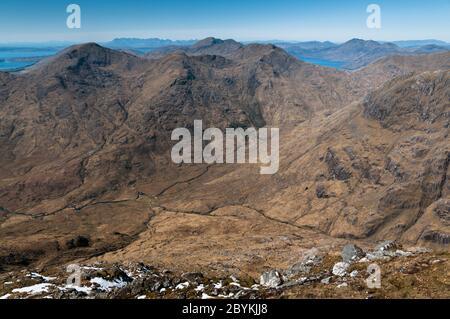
{"left": 324, "top": 148, "right": 352, "bottom": 181}
{"left": 341, "top": 244, "right": 365, "bottom": 263}
{"left": 364, "top": 71, "right": 450, "bottom": 128}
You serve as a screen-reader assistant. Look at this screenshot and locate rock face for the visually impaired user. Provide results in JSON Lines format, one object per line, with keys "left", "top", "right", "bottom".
{"left": 260, "top": 271, "right": 282, "bottom": 288}
{"left": 332, "top": 262, "right": 350, "bottom": 277}
{"left": 364, "top": 71, "right": 450, "bottom": 128}
{"left": 285, "top": 248, "right": 323, "bottom": 277}
{"left": 324, "top": 148, "right": 352, "bottom": 181}
{"left": 0, "top": 40, "right": 449, "bottom": 275}
{"left": 341, "top": 244, "right": 365, "bottom": 263}
{"left": 66, "top": 236, "right": 90, "bottom": 249}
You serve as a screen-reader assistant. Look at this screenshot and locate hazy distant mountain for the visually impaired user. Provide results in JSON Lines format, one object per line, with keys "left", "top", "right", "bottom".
{"left": 284, "top": 38, "right": 402, "bottom": 70}
{"left": 146, "top": 37, "right": 244, "bottom": 59}
{"left": 105, "top": 37, "right": 197, "bottom": 50}
{"left": 284, "top": 38, "right": 450, "bottom": 70}
{"left": 263, "top": 41, "right": 337, "bottom": 50}
{"left": 411, "top": 44, "right": 450, "bottom": 54}
{"left": 392, "top": 39, "right": 450, "bottom": 48}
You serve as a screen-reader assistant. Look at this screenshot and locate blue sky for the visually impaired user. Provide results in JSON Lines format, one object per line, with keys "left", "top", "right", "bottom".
{"left": 0, "top": 0, "right": 449, "bottom": 43}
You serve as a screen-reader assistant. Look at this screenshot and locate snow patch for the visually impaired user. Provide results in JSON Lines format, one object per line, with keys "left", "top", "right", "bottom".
{"left": 60, "top": 284, "right": 92, "bottom": 294}
{"left": 30, "top": 272, "right": 56, "bottom": 282}
{"left": 12, "top": 283, "right": 54, "bottom": 295}
{"left": 194, "top": 284, "right": 205, "bottom": 292}
{"left": 175, "top": 282, "right": 189, "bottom": 290}
{"left": 90, "top": 277, "right": 128, "bottom": 291}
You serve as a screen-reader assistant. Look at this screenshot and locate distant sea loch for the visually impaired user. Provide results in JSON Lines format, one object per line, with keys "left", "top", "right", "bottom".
{"left": 0, "top": 46, "right": 347, "bottom": 72}
{"left": 0, "top": 47, "right": 60, "bottom": 71}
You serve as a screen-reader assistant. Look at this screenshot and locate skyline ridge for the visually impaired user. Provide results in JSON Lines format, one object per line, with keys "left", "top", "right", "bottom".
{"left": 1, "top": 36, "right": 449, "bottom": 47}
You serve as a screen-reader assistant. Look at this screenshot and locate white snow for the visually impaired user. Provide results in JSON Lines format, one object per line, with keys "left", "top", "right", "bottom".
{"left": 213, "top": 281, "right": 223, "bottom": 289}
{"left": 160, "top": 288, "right": 167, "bottom": 293}
{"left": 218, "top": 293, "right": 234, "bottom": 298}
{"left": 201, "top": 293, "right": 214, "bottom": 299}
{"left": 82, "top": 266, "right": 103, "bottom": 271}
{"left": 60, "top": 285, "right": 92, "bottom": 294}
{"left": 29, "top": 272, "right": 57, "bottom": 282}
{"left": 175, "top": 282, "right": 190, "bottom": 290}
{"left": 12, "top": 283, "right": 54, "bottom": 295}
{"left": 90, "top": 277, "right": 128, "bottom": 291}
{"left": 137, "top": 295, "right": 147, "bottom": 299}
{"left": 194, "top": 284, "right": 205, "bottom": 292}
{"left": 230, "top": 282, "right": 251, "bottom": 290}
{"left": 4, "top": 282, "right": 13, "bottom": 285}
{"left": 0, "top": 294, "right": 11, "bottom": 299}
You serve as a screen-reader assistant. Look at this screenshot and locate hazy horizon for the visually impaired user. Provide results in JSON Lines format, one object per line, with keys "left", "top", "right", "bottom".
{"left": 0, "top": 37, "right": 449, "bottom": 47}
{"left": 1, "top": 0, "right": 449, "bottom": 43}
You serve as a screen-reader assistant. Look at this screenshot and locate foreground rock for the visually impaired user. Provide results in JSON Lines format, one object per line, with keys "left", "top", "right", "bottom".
{"left": 0, "top": 246, "right": 447, "bottom": 299}
{"left": 332, "top": 262, "right": 350, "bottom": 277}
{"left": 341, "top": 244, "right": 365, "bottom": 263}
{"left": 260, "top": 271, "right": 283, "bottom": 288}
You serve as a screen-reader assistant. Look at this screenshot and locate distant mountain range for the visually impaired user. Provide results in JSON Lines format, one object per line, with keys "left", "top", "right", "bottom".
{"left": 104, "top": 38, "right": 197, "bottom": 50}
{"left": 102, "top": 37, "right": 450, "bottom": 70}
{"left": 282, "top": 38, "right": 450, "bottom": 70}
{"left": 1, "top": 37, "right": 449, "bottom": 71}
{"left": 390, "top": 39, "right": 450, "bottom": 48}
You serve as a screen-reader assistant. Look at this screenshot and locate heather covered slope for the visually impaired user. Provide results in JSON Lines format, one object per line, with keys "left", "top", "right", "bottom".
{"left": 0, "top": 41, "right": 366, "bottom": 213}
{"left": 95, "top": 71, "right": 448, "bottom": 274}
{"left": 0, "top": 41, "right": 448, "bottom": 274}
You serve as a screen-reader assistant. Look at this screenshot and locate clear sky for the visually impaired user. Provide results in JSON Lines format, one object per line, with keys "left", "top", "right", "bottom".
{"left": 0, "top": 0, "right": 449, "bottom": 43}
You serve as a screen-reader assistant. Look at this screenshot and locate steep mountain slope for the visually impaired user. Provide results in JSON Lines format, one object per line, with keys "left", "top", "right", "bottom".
{"left": 90, "top": 70, "right": 448, "bottom": 274}
{"left": 0, "top": 41, "right": 448, "bottom": 274}
{"left": 0, "top": 40, "right": 369, "bottom": 214}
{"left": 0, "top": 41, "right": 368, "bottom": 271}
{"left": 354, "top": 51, "right": 450, "bottom": 88}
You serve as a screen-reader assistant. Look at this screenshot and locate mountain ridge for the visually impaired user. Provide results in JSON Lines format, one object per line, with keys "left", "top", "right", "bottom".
{"left": 0, "top": 40, "right": 448, "bottom": 275}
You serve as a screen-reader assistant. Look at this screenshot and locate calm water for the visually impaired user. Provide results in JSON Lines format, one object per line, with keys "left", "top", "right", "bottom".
{"left": 299, "top": 57, "right": 345, "bottom": 69}
{"left": 0, "top": 48, "right": 60, "bottom": 71}
{"left": 0, "top": 47, "right": 346, "bottom": 71}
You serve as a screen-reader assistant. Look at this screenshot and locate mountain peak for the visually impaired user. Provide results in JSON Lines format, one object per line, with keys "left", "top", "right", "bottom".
{"left": 60, "top": 42, "right": 117, "bottom": 59}
{"left": 28, "top": 42, "right": 142, "bottom": 75}
{"left": 347, "top": 38, "right": 366, "bottom": 43}
{"left": 343, "top": 38, "right": 383, "bottom": 46}
{"left": 192, "top": 37, "right": 225, "bottom": 48}
{"left": 192, "top": 37, "right": 242, "bottom": 50}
